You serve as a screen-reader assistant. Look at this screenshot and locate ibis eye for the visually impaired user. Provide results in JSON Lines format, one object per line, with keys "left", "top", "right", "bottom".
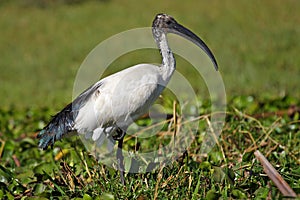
{"left": 166, "top": 20, "right": 172, "bottom": 25}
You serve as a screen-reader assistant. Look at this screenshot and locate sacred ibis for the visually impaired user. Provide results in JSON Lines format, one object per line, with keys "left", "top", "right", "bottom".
{"left": 37, "top": 13, "right": 218, "bottom": 184}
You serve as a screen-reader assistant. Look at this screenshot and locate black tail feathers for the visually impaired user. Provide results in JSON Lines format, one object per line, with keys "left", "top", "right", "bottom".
{"left": 37, "top": 103, "right": 76, "bottom": 150}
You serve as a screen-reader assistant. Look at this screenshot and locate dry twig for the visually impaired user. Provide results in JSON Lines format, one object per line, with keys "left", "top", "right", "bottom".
{"left": 254, "top": 150, "right": 297, "bottom": 198}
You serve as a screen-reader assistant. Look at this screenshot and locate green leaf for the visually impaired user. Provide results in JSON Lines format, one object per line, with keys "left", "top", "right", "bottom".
{"left": 5, "top": 191, "right": 14, "bottom": 200}
{"left": 33, "top": 162, "right": 55, "bottom": 175}
{"left": 15, "top": 168, "right": 34, "bottom": 185}
{"left": 209, "top": 151, "right": 223, "bottom": 165}
{"left": 206, "top": 189, "right": 220, "bottom": 200}
{"left": 83, "top": 193, "right": 93, "bottom": 200}
{"left": 232, "top": 189, "right": 247, "bottom": 199}
{"left": 212, "top": 166, "right": 225, "bottom": 183}
{"left": 254, "top": 187, "right": 269, "bottom": 199}
{"left": 33, "top": 183, "right": 46, "bottom": 195}
{"left": 99, "top": 193, "right": 114, "bottom": 200}
{"left": 199, "top": 161, "right": 211, "bottom": 170}
{"left": 0, "top": 165, "right": 14, "bottom": 184}
{"left": 19, "top": 137, "right": 36, "bottom": 148}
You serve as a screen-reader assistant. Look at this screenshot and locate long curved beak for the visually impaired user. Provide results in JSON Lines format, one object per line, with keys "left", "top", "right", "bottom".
{"left": 168, "top": 23, "right": 218, "bottom": 71}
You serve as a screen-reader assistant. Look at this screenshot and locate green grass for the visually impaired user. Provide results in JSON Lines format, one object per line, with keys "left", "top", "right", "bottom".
{"left": 0, "top": 96, "right": 299, "bottom": 199}
{"left": 0, "top": 0, "right": 300, "bottom": 199}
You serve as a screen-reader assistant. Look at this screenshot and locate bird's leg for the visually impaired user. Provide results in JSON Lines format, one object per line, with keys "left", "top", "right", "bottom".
{"left": 115, "top": 128, "right": 125, "bottom": 185}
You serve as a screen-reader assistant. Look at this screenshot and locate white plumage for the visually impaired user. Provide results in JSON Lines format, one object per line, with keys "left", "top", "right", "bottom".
{"left": 74, "top": 64, "right": 167, "bottom": 140}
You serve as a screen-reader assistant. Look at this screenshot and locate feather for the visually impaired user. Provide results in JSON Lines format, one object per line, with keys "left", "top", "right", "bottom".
{"left": 37, "top": 102, "right": 76, "bottom": 149}
{"left": 37, "top": 82, "right": 103, "bottom": 150}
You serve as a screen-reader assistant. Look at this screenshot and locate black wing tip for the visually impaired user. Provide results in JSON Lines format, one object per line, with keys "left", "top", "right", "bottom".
{"left": 37, "top": 129, "right": 56, "bottom": 150}
{"left": 37, "top": 135, "right": 52, "bottom": 150}
{"left": 36, "top": 102, "right": 76, "bottom": 150}
{"left": 36, "top": 129, "right": 45, "bottom": 139}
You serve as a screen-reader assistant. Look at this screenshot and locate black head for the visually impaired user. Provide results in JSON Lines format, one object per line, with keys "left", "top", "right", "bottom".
{"left": 152, "top": 13, "right": 218, "bottom": 70}
{"left": 152, "top": 13, "right": 178, "bottom": 31}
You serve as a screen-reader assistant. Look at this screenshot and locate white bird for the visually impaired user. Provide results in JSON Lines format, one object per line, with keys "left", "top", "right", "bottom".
{"left": 37, "top": 13, "right": 218, "bottom": 184}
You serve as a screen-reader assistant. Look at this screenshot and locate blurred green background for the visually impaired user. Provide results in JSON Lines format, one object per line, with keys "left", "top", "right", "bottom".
{"left": 0, "top": 0, "right": 299, "bottom": 109}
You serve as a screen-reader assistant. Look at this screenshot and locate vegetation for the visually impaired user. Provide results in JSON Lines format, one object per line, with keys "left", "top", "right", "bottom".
{"left": 0, "top": 0, "right": 299, "bottom": 199}
{"left": 0, "top": 96, "right": 299, "bottom": 199}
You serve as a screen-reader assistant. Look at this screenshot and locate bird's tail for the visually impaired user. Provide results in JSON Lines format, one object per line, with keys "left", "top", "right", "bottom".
{"left": 37, "top": 103, "right": 76, "bottom": 150}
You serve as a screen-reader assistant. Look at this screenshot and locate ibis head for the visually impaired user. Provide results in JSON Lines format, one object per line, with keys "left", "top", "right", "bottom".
{"left": 152, "top": 13, "right": 218, "bottom": 70}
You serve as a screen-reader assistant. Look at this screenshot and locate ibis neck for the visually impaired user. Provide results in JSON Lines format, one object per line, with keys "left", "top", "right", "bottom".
{"left": 158, "top": 34, "right": 176, "bottom": 81}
